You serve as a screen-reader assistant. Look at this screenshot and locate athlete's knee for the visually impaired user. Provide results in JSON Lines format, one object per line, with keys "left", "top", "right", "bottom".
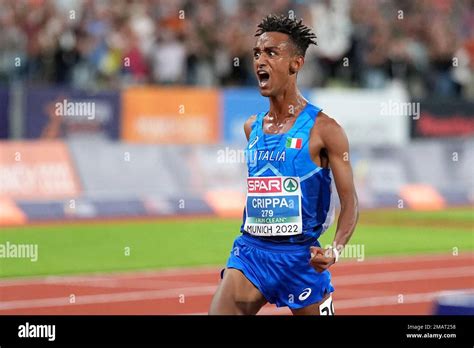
{"left": 209, "top": 292, "right": 253, "bottom": 315}
{"left": 209, "top": 269, "right": 265, "bottom": 315}
{"left": 208, "top": 300, "right": 228, "bottom": 315}
{"left": 208, "top": 273, "right": 241, "bottom": 315}
{"left": 209, "top": 285, "right": 234, "bottom": 315}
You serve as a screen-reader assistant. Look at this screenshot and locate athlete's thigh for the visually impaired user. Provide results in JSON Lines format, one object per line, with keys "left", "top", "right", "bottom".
{"left": 290, "top": 293, "right": 335, "bottom": 316}
{"left": 209, "top": 268, "right": 267, "bottom": 315}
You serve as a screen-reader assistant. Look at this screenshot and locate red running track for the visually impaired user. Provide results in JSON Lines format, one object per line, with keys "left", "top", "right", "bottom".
{"left": 0, "top": 253, "right": 472, "bottom": 315}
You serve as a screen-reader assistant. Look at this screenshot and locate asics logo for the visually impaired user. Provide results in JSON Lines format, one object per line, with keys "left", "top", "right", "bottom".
{"left": 298, "top": 288, "right": 312, "bottom": 301}
{"left": 248, "top": 136, "right": 259, "bottom": 149}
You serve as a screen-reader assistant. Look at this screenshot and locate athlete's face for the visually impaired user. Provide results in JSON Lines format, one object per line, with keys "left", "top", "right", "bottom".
{"left": 253, "top": 32, "right": 303, "bottom": 97}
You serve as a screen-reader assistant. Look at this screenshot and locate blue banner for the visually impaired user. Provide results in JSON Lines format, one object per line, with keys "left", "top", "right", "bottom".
{"left": 222, "top": 88, "right": 269, "bottom": 145}
{"left": 24, "top": 87, "right": 120, "bottom": 139}
{"left": 0, "top": 87, "right": 9, "bottom": 138}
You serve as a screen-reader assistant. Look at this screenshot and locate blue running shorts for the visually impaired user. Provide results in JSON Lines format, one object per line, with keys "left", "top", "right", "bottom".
{"left": 224, "top": 233, "right": 335, "bottom": 309}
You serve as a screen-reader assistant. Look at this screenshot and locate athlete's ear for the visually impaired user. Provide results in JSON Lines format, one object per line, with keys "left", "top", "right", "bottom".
{"left": 289, "top": 61, "right": 297, "bottom": 75}
{"left": 290, "top": 56, "right": 304, "bottom": 75}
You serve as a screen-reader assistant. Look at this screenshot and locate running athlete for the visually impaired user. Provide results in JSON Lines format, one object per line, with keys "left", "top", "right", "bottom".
{"left": 209, "top": 14, "right": 359, "bottom": 315}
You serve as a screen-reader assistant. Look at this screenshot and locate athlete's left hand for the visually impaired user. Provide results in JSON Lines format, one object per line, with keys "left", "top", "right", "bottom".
{"left": 309, "top": 246, "right": 336, "bottom": 273}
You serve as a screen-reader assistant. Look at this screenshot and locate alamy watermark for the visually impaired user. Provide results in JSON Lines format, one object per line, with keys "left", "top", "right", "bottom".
{"left": 323, "top": 243, "right": 365, "bottom": 262}
{"left": 55, "top": 99, "right": 95, "bottom": 120}
{"left": 0, "top": 241, "right": 38, "bottom": 262}
{"left": 217, "top": 147, "right": 285, "bottom": 167}
{"left": 380, "top": 100, "right": 420, "bottom": 120}
{"left": 18, "top": 322, "right": 55, "bottom": 341}
{"left": 217, "top": 147, "right": 247, "bottom": 164}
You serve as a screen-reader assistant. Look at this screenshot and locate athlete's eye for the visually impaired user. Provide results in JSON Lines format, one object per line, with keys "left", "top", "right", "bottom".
{"left": 253, "top": 51, "right": 260, "bottom": 59}
{"left": 269, "top": 51, "right": 276, "bottom": 56}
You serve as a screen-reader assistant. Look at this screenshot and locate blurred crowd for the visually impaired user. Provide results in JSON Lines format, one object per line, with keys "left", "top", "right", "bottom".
{"left": 0, "top": 0, "right": 473, "bottom": 98}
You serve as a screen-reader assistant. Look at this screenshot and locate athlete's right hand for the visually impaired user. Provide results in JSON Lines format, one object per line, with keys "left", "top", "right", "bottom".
{"left": 309, "top": 246, "right": 336, "bottom": 273}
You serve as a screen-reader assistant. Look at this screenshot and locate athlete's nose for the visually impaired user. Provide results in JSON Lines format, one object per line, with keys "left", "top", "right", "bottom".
{"left": 255, "top": 53, "right": 268, "bottom": 67}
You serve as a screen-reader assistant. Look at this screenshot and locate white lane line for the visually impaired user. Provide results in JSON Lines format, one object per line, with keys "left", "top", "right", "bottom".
{"left": 0, "top": 266, "right": 221, "bottom": 287}
{"left": 334, "top": 266, "right": 474, "bottom": 285}
{"left": 0, "top": 285, "right": 217, "bottom": 311}
{"left": 3, "top": 264, "right": 469, "bottom": 292}
{"left": 0, "top": 267, "right": 221, "bottom": 287}
{"left": 336, "top": 252, "right": 474, "bottom": 266}
{"left": 0, "top": 266, "right": 472, "bottom": 311}
{"left": 44, "top": 278, "right": 217, "bottom": 290}
{"left": 1, "top": 253, "right": 472, "bottom": 287}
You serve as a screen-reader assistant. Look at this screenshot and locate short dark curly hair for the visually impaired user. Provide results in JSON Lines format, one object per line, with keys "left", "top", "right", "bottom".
{"left": 255, "top": 14, "right": 317, "bottom": 57}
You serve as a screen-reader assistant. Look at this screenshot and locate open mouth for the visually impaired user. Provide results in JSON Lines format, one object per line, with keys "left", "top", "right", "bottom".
{"left": 257, "top": 71, "right": 270, "bottom": 88}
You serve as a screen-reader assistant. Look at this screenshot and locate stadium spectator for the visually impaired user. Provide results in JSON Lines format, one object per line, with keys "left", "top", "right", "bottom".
{"left": 0, "top": 0, "right": 472, "bottom": 98}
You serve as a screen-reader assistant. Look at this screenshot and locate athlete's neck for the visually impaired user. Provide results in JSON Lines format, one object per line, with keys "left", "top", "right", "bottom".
{"left": 268, "top": 87, "right": 307, "bottom": 123}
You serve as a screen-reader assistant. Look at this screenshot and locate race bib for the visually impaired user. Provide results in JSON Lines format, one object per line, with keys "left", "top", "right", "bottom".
{"left": 244, "top": 176, "right": 303, "bottom": 236}
{"left": 319, "top": 295, "right": 335, "bottom": 315}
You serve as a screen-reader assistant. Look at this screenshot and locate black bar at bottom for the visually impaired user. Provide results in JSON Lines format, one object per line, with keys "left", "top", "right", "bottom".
{"left": 0, "top": 315, "right": 472, "bottom": 346}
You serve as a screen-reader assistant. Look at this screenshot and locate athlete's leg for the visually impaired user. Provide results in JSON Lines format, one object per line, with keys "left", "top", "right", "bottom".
{"left": 209, "top": 268, "right": 267, "bottom": 315}
{"left": 290, "top": 292, "right": 334, "bottom": 316}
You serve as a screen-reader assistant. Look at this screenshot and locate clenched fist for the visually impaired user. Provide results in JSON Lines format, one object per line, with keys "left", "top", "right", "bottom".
{"left": 309, "top": 246, "right": 337, "bottom": 273}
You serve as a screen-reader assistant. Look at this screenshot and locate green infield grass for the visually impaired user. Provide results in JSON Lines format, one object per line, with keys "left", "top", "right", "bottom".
{"left": 0, "top": 208, "right": 472, "bottom": 278}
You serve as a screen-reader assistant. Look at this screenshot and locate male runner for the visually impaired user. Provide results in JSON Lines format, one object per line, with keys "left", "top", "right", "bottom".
{"left": 209, "top": 14, "right": 358, "bottom": 315}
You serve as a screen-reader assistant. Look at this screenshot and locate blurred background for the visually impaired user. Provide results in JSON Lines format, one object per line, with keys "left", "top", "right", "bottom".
{"left": 0, "top": 0, "right": 473, "bottom": 96}
{"left": 0, "top": 0, "right": 472, "bottom": 315}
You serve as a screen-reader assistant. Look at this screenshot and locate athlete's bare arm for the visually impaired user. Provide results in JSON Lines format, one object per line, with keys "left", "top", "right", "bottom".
{"left": 244, "top": 115, "right": 257, "bottom": 140}
{"left": 309, "top": 112, "right": 359, "bottom": 272}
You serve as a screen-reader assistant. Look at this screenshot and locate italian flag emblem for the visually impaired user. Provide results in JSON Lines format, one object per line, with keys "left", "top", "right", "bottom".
{"left": 286, "top": 137, "right": 303, "bottom": 149}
